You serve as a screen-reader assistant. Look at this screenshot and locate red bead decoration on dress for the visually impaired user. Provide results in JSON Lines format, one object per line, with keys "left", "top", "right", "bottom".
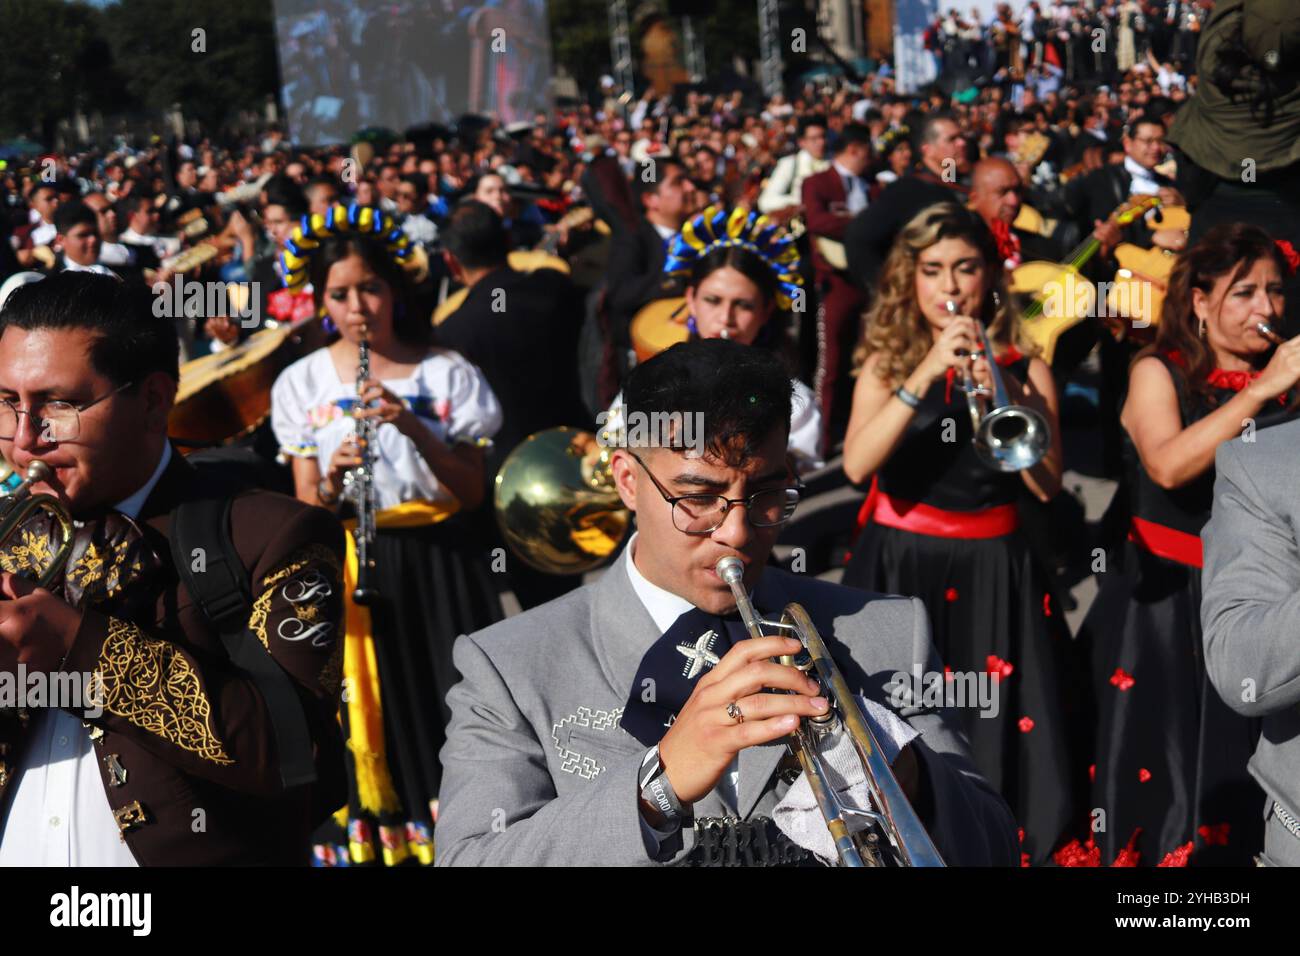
{"left": 944, "top": 587, "right": 959, "bottom": 602}
{"left": 1198, "top": 823, "right": 1230, "bottom": 846}
{"left": 1111, "top": 830, "right": 1141, "bottom": 867}
{"left": 1158, "top": 842, "right": 1194, "bottom": 867}
{"left": 1043, "top": 593, "right": 1052, "bottom": 617}
{"left": 1138, "top": 768, "right": 1152, "bottom": 783}
{"left": 1109, "top": 667, "right": 1135, "bottom": 691}
{"left": 1053, "top": 835, "right": 1101, "bottom": 867}
{"left": 986, "top": 654, "right": 1014, "bottom": 680}
{"left": 1089, "top": 763, "right": 1096, "bottom": 782}
{"left": 1018, "top": 716, "right": 1034, "bottom": 732}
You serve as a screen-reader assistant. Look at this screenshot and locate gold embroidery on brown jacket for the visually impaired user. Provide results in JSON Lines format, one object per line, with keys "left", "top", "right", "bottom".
{"left": 95, "top": 618, "right": 234, "bottom": 764}
{"left": 247, "top": 544, "right": 342, "bottom": 652}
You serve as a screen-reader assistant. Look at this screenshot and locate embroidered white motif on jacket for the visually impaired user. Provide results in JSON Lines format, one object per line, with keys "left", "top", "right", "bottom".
{"left": 551, "top": 706, "right": 625, "bottom": 779}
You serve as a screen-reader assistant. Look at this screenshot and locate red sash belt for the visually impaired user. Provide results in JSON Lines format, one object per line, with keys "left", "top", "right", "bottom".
{"left": 1128, "top": 516, "right": 1203, "bottom": 568}
{"left": 865, "top": 489, "right": 1019, "bottom": 539}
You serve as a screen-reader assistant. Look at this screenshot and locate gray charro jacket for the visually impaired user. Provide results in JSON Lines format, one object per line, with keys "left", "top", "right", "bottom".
{"left": 435, "top": 558, "right": 1019, "bottom": 866}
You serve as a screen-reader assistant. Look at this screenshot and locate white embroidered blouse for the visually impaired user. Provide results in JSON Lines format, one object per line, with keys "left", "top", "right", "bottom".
{"left": 271, "top": 346, "right": 503, "bottom": 510}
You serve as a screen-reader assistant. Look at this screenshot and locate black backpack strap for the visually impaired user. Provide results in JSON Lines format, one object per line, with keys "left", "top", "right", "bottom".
{"left": 169, "top": 493, "right": 318, "bottom": 789}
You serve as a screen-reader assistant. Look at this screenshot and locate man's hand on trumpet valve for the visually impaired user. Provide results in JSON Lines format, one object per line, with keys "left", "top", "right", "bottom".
{"left": 656, "top": 631, "right": 927, "bottom": 808}
{"left": 658, "top": 635, "right": 827, "bottom": 805}
{"left": 0, "top": 570, "right": 81, "bottom": 672}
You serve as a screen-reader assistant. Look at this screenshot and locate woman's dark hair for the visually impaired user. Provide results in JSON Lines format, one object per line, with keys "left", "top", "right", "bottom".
{"left": 463, "top": 170, "right": 505, "bottom": 203}
{"left": 624, "top": 337, "right": 792, "bottom": 467}
{"left": 1143, "top": 222, "right": 1289, "bottom": 406}
{"left": 308, "top": 233, "right": 428, "bottom": 348}
{"left": 0, "top": 272, "right": 179, "bottom": 386}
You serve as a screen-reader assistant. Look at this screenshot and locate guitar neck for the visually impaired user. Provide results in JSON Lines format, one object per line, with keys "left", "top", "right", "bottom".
{"left": 1021, "top": 236, "right": 1102, "bottom": 323}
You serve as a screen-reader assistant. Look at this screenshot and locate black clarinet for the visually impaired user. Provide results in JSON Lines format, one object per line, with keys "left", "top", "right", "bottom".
{"left": 345, "top": 337, "right": 380, "bottom": 605}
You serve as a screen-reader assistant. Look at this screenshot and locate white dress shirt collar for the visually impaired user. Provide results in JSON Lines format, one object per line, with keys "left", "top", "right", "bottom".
{"left": 623, "top": 532, "right": 694, "bottom": 635}
{"left": 114, "top": 441, "right": 171, "bottom": 520}
{"left": 60, "top": 259, "right": 115, "bottom": 276}
{"left": 1124, "top": 156, "right": 1160, "bottom": 195}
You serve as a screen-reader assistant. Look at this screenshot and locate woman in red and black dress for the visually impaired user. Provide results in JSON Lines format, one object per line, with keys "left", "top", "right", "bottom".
{"left": 840, "top": 202, "right": 1080, "bottom": 864}
{"left": 1081, "top": 224, "right": 1300, "bottom": 867}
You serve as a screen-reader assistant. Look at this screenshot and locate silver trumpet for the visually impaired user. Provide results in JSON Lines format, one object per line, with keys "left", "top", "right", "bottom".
{"left": 716, "top": 556, "right": 945, "bottom": 867}
{"left": 946, "top": 300, "right": 1050, "bottom": 472}
{"left": 345, "top": 336, "right": 379, "bottom": 605}
{"left": 1258, "top": 320, "right": 1287, "bottom": 345}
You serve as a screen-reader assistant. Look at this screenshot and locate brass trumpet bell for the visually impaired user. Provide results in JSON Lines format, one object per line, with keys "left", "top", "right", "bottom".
{"left": 0, "top": 460, "right": 76, "bottom": 589}
{"left": 493, "top": 427, "right": 630, "bottom": 576}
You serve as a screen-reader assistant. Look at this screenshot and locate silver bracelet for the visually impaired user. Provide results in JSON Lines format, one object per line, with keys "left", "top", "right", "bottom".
{"left": 317, "top": 477, "right": 339, "bottom": 505}
{"left": 894, "top": 385, "right": 923, "bottom": 409}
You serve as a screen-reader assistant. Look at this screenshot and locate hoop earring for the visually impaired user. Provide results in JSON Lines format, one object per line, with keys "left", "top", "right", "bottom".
{"left": 1198, "top": 316, "right": 1206, "bottom": 338}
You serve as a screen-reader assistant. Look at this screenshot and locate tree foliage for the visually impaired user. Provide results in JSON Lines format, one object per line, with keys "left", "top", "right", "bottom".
{"left": 0, "top": 0, "right": 278, "bottom": 141}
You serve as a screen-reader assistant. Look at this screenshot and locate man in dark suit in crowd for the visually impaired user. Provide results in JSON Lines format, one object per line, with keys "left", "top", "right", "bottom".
{"left": 801, "top": 123, "right": 873, "bottom": 451}
{"left": 844, "top": 113, "right": 970, "bottom": 293}
{"left": 435, "top": 200, "right": 588, "bottom": 609}
{"left": 1065, "top": 117, "right": 1186, "bottom": 252}
{"left": 602, "top": 157, "right": 697, "bottom": 393}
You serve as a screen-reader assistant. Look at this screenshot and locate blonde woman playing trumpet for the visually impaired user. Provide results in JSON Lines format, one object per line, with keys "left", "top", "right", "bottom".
{"left": 840, "top": 202, "right": 1079, "bottom": 865}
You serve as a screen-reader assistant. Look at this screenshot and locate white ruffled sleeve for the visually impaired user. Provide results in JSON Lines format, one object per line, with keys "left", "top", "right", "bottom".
{"left": 788, "top": 379, "right": 824, "bottom": 474}
{"left": 270, "top": 357, "right": 320, "bottom": 459}
{"left": 436, "top": 351, "right": 503, "bottom": 448}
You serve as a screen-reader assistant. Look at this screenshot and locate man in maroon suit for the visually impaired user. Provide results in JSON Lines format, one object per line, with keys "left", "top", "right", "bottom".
{"left": 802, "top": 124, "right": 873, "bottom": 451}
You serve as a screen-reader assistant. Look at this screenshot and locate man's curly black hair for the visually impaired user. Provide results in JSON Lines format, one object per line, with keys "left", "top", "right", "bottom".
{"left": 622, "top": 338, "right": 791, "bottom": 466}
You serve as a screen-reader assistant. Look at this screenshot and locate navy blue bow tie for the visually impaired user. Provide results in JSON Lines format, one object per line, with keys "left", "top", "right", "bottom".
{"left": 622, "top": 607, "right": 756, "bottom": 746}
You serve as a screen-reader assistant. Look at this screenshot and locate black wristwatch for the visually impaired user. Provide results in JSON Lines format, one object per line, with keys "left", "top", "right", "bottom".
{"left": 638, "top": 744, "right": 689, "bottom": 830}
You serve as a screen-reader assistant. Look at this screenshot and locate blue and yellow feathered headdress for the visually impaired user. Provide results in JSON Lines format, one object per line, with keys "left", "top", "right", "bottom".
{"left": 662, "top": 205, "right": 803, "bottom": 310}
{"left": 280, "top": 202, "right": 412, "bottom": 292}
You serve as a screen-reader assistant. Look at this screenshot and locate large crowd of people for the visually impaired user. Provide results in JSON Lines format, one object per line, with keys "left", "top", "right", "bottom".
{"left": 3, "top": 0, "right": 1300, "bottom": 870}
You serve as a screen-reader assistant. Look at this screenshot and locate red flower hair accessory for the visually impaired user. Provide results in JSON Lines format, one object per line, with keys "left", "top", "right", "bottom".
{"left": 1276, "top": 239, "right": 1300, "bottom": 276}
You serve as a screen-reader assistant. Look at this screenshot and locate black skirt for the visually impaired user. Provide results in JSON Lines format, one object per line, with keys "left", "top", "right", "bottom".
{"left": 1084, "top": 541, "right": 1263, "bottom": 866}
{"left": 313, "top": 515, "right": 504, "bottom": 866}
{"left": 843, "top": 522, "right": 1086, "bottom": 865}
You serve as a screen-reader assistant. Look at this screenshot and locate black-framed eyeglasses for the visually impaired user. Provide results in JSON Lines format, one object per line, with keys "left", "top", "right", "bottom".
{"left": 0, "top": 381, "right": 134, "bottom": 443}
{"left": 629, "top": 451, "right": 801, "bottom": 535}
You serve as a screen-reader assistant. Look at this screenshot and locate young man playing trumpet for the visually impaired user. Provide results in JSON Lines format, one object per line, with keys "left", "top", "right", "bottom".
{"left": 436, "top": 338, "right": 1018, "bottom": 866}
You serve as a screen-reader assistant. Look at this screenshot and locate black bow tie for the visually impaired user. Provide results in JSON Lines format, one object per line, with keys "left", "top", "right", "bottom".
{"left": 621, "top": 607, "right": 756, "bottom": 746}
{"left": 0, "top": 507, "right": 161, "bottom": 612}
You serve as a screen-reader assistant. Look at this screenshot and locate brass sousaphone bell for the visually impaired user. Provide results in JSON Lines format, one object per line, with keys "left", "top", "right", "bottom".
{"left": 493, "top": 427, "right": 630, "bottom": 575}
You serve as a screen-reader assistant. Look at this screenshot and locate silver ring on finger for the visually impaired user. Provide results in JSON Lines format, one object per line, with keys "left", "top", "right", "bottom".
{"left": 726, "top": 701, "right": 744, "bottom": 724}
